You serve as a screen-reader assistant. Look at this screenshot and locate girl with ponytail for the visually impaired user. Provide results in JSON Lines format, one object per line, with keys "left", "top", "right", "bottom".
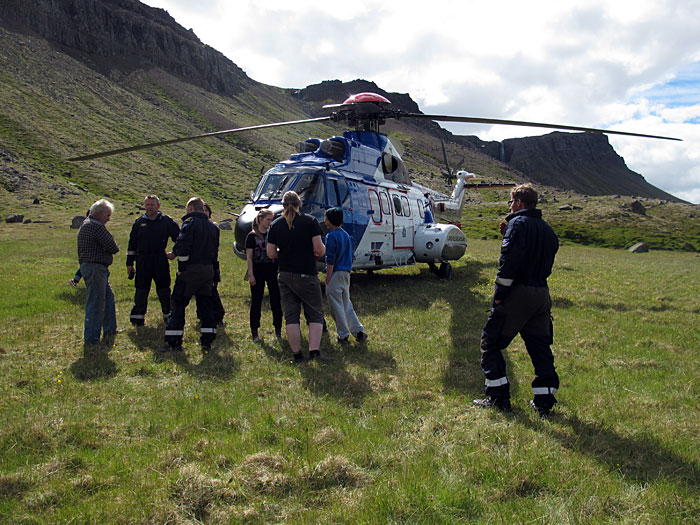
{"left": 245, "top": 209, "right": 283, "bottom": 340}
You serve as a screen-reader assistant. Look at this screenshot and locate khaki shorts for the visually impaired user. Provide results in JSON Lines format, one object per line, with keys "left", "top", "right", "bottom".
{"left": 278, "top": 271, "right": 324, "bottom": 325}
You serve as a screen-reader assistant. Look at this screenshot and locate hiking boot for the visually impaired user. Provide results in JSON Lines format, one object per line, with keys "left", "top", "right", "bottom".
{"left": 355, "top": 331, "right": 368, "bottom": 343}
{"left": 530, "top": 400, "right": 551, "bottom": 419}
{"left": 473, "top": 396, "right": 512, "bottom": 413}
{"left": 292, "top": 351, "right": 305, "bottom": 364}
{"left": 309, "top": 349, "right": 332, "bottom": 362}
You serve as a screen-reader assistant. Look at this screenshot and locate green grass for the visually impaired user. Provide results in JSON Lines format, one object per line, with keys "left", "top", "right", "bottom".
{"left": 0, "top": 218, "right": 698, "bottom": 523}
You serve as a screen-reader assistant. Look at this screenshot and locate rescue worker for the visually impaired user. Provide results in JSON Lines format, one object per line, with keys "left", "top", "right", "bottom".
{"left": 126, "top": 195, "right": 180, "bottom": 326}
{"left": 202, "top": 203, "right": 225, "bottom": 326}
{"left": 163, "top": 197, "right": 220, "bottom": 353}
{"left": 474, "top": 183, "right": 560, "bottom": 418}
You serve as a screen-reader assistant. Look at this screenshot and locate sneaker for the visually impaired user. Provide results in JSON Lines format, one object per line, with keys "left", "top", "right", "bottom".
{"left": 292, "top": 351, "right": 305, "bottom": 363}
{"left": 252, "top": 336, "right": 262, "bottom": 343}
{"left": 530, "top": 400, "right": 551, "bottom": 419}
{"left": 69, "top": 279, "right": 78, "bottom": 288}
{"left": 337, "top": 336, "right": 350, "bottom": 344}
{"left": 355, "top": 331, "right": 368, "bottom": 343}
{"left": 473, "top": 396, "right": 512, "bottom": 413}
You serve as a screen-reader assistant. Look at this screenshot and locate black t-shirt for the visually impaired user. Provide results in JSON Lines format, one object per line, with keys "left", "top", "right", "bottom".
{"left": 245, "top": 231, "right": 275, "bottom": 265}
{"left": 267, "top": 213, "right": 322, "bottom": 274}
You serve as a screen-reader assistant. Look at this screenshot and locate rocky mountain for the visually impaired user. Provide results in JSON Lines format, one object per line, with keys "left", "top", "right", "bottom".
{"left": 0, "top": 0, "right": 682, "bottom": 208}
{"left": 1, "top": 0, "right": 251, "bottom": 97}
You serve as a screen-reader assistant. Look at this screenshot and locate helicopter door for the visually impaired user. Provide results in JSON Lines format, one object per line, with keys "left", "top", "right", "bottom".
{"left": 389, "top": 190, "right": 414, "bottom": 250}
{"left": 327, "top": 175, "right": 353, "bottom": 240}
{"left": 295, "top": 172, "right": 327, "bottom": 223}
{"left": 366, "top": 188, "right": 392, "bottom": 265}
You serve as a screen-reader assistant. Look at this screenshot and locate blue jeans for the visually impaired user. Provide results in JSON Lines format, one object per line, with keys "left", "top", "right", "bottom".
{"left": 81, "top": 262, "right": 117, "bottom": 343}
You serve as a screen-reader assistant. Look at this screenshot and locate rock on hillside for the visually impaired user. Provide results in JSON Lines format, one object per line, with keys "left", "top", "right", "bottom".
{"left": 0, "top": 0, "right": 251, "bottom": 97}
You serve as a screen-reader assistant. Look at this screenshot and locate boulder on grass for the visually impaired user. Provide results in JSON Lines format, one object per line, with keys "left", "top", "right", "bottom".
{"left": 628, "top": 242, "right": 649, "bottom": 253}
{"left": 5, "top": 214, "right": 24, "bottom": 223}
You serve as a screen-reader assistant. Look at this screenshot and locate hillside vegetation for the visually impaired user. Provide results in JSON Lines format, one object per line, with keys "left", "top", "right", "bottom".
{"left": 2, "top": 23, "right": 698, "bottom": 254}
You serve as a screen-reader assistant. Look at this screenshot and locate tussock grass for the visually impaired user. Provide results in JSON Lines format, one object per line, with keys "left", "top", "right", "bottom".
{"left": 0, "top": 218, "right": 698, "bottom": 523}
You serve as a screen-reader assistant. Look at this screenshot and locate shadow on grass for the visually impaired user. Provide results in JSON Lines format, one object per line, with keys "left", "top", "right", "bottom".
{"left": 258, "top": 329, "right": 395, "bottom": 407}
{"left": 441, "top": 260, "right": 515, "bottom": 398}
{"left": 128, "top": 324, "right": 163, "bottom": 351}
{"left": 150, "top": 326, "right": 239, "bottom": 380}
{"left": 57, "top": 288, "right": 85, "bottom": 306}
{"left": 525, "top": 412, "right": 700, "bottom": 489}
{"left": 70, "top": 344, "right": 117, "bottom": 381}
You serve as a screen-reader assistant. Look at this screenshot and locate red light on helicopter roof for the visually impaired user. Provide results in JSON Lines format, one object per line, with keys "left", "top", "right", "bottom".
{"left": 343, "top": 93, "right": 392, "bottom": 105}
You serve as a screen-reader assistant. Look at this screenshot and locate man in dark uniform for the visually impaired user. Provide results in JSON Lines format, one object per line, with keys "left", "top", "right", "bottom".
{"left": 163, "top": 197, "right": 220, "bottom": 352}
{"left": 474, "top": 183, "right": 560, "bottom": 418}
{"left": 126, "top": 195, "right": 180, "bottom": 326}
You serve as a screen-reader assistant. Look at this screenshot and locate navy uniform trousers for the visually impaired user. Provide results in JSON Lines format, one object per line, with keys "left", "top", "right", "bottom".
{"left": 480, "top": 284, "right": 559, "bottom": 410}
{"left": 130, "top": 253, "right": 172, "bottom": 325}
{"left": 164, "top": 264, "right": 216, "bottom": 348}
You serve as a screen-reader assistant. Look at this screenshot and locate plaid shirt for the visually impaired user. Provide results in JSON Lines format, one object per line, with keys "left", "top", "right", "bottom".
{"left": 77, "top": 216, "right": 119, "bottom": 265}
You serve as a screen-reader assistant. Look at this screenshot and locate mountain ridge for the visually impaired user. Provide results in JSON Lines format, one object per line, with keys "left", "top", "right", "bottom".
{"left": 0, "top": 0, "right": 684, "bottom": 207}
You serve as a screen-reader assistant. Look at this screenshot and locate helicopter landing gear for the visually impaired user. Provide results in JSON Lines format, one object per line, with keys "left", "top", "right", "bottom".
{"left": 438, "top": 262, "right": 453, "bottom": 281}
{"left": 427, "top": 262, "right": 452, "bottom": 280}
{"left": 428, "top": 262, "right": 439, "bottom": 276}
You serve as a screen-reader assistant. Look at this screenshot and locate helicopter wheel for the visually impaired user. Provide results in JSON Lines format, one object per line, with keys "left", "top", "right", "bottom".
{"left": 428, "top": 262, "right": 440, "bottom": 276}
{"left": 438, "top": 262, "right": 453, "bottom": 281}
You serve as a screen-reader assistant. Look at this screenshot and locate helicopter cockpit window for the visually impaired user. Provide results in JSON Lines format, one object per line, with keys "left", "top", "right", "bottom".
{"left": 392, "top": 195, "right": 403, "bottom": 216}
{"left": 294, "top": 172, "right": 326, "bottom": 205}
{"left": 253, "top": 171, "right": 296, "bottom": 201}
{"left": 328, "top": 178, "right": 350, "bottom": 208}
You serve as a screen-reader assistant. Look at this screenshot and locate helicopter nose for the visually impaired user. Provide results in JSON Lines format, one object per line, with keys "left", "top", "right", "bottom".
{"left": 234, "top": 208, "right": 254, "bottom": 257}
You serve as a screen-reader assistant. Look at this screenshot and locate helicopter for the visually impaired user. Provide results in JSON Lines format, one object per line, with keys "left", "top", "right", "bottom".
{"left": 70, "top": 91, "right": 681, "bottom": 280}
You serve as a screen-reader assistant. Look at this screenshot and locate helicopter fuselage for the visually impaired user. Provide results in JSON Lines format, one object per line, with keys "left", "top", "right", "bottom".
{"left": 233, "top": 130, "right": 468, "bottom": 277}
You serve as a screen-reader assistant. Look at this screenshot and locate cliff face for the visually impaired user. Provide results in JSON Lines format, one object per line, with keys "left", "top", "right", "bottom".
{"left": 452, "top": 132, "right": 678, "bottom": 200}
{"left": 0, "top": 0, "right": 251, "bottom": 96}
{"left": 0, "top": 0, "right": 681, "bottom": 202}
{"left": 499, "top": 132, "right": 678, "bottom": 199}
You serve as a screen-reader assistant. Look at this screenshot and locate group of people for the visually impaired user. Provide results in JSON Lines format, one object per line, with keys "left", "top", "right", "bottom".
{"left": 76, "top": 195, "right": 223, "bottom": 352}
{"left": 76, "top": 190, "right": 367, "bottom": 361}
{"left": 77, "top": 183, "right": 560, "bottom": 417}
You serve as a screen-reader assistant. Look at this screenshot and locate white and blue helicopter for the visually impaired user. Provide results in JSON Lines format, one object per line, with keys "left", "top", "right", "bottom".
{"left": 71, "top": 92, "right": 680, "bottom": 279}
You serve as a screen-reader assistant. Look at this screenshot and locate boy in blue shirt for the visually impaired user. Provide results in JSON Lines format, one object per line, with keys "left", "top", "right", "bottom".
{"left": 324, "top": 208, "right": 367, "bottom": 344}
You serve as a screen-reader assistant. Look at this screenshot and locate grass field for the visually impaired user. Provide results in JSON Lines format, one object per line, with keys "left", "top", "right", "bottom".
{"left": 0, "top": 217, "right": 698, "bottom": 523}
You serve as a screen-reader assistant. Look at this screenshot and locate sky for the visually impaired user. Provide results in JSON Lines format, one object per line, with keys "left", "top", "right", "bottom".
{"left": 141, "top": 0, "right": 700, "bottom": 203}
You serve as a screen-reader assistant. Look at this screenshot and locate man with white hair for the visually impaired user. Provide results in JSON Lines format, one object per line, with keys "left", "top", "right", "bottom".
{"left": 77, "top": 199, "right": 120, "bottom": 346}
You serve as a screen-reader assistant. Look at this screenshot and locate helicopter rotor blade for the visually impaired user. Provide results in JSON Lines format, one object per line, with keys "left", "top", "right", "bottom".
{"left": 68, "top": 116, "right": 332, "bottom": 161}
{"left": 402, "top": 113, "right": 683, "bottom": 141}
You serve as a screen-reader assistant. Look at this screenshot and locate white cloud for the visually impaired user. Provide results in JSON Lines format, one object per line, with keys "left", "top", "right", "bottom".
{"left": 141, "top": 0, "right": 700, "bottom": 202}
